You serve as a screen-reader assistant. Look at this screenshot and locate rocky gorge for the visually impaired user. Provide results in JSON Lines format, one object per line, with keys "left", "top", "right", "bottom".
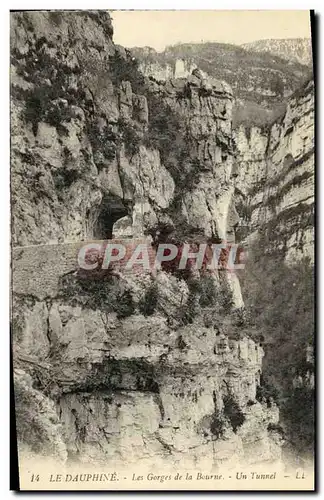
{"left": 234, "top": 78, "right": 314, "bottom": 262}
{"left": 11, "top": 11, "right": 314, "bottom": 474}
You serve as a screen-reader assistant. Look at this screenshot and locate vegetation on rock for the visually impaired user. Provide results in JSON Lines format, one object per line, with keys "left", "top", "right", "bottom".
{"left": 240, "top": 238, "right": 314, "bottom": 453}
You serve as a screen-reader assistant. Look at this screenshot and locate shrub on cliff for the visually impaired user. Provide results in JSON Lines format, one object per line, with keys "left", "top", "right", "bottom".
{"left": 188, "top": 275, "right": 218, "bottom": 308}
{"left": 59, "top": 274, "right": 135, "bottom": 319}
{"left": 52, "top": 167, "right": 80, "bottom": 192}
{"left": 108, "top": 51, "right": 145, "bottom": 92}
{"left": 115, "top": 289, "right": 136, "bottom": 319}
{"left": 143, "top": 94, "right": 190, "bottom": 178}
{"left": 172, "top": 273, "right": 219, "bottom": 327}
{"left": 174, "top": 291, "right": 198, "bottom": 326}
{"left": 138, "top": 282, "right": 158, "bottom": 316}
{"left": 256, "top": 377, "right": 279, "bottom": 406}
{"left": 223, "top": 394, "right": 245, "bottom": 433}
{"left": 117, "top": 117, "right": 142, "bottom": 156}
{"left": 210, "top": 413, "right": 227, "bottom": 439}
{"left": 86, "top": 121, "right": 118, "bottom": 165}
{"left": 12, "top": 41, "right": 80, "bottom": 136}
{"left": 282, "top": 385, "right": 314, "bottom": 454}
{"left": 14, "top": 373, "right": 67, "bottom": 461}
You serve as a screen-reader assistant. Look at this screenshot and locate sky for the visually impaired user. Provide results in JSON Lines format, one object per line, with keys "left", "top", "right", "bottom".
{"left": 110, "top": 10, "right": 312, "bottom": 52}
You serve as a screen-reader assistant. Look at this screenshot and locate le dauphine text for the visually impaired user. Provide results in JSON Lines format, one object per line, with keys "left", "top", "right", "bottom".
{"left": 41, "top": 470, "right": 293, "bottom": 484}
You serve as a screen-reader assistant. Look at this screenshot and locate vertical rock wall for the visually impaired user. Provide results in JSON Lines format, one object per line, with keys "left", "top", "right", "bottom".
{"left": 234, "top": 80, "right": 314, "bottom": 262}
{"left": 11, "top": 10, "right": 283, "bottom": 471}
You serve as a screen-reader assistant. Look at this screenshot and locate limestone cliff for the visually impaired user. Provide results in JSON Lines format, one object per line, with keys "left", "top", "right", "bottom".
{"left": 11, "top": 10, "right": 284, "bottom": 472}
{"left": 233, "top": 79, "right": 314, "bottom": 459}
{"left": 242, "top": 38, "right": 312, "bottom": 67}
{"left": 234, "top": 79, "right": 314, "bottom": 263}
{"left": 13, "top": 250, "right": 279, "bottom": 468}
{"left": 11, "top": 13, "right": 237, "bottom": 248}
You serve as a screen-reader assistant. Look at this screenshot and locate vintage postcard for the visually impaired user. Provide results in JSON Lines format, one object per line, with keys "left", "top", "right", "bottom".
{"left": 10, "top": 9, "right": 315, "bottom": 491}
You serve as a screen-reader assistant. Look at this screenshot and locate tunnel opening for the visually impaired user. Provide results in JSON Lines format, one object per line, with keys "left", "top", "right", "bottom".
{"left": 93, "top": 194, "right": 129, "bottom": 239}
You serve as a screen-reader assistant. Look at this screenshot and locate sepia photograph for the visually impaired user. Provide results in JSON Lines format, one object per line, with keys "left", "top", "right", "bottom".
{"left": 10, "top": 9, "right": 315, "bottom": 491}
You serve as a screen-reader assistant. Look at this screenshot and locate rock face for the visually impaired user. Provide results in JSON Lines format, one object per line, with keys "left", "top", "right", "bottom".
{"left": 242, "top": 38, "right": 313, "bottom": 67}
{"left": 13, "top": 237, "right": 280, "bottom": 468}
{"left": 11, "top": 11, "right": 292, "bottom": 472}
{"left": 14, "top": 264, "right": 280, "bottom": 468}
{"left": 233, "top": 78, "right": 315, "bottom": 464}
{"left": 11, "top": 11, "right": 174, "bottom": 246}
{"left": 11, "top": 13, "right": 236, "bottom": 249}
{"left": 234, "top": 79, "right": 314, "bottom": 263}
{"left": 146, "top": 72, "right": 235, "bottom": 242}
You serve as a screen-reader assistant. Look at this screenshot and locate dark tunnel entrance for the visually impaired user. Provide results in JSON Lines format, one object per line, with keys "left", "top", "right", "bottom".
{"left": 93, "top": 194, "right": 129, "bottom": 239}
